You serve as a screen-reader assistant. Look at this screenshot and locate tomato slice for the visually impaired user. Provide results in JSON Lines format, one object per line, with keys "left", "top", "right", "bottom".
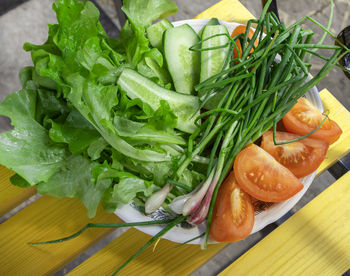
{"left": 210, "top": 171, "right": 254, "bottom": 242}
{"left": 282, "top": 97, "right": 342, "bottom": 144}
{"left": 234, "top": 144, "right": 303, "bottom": 202}
{"left": 230, "top": 25, "right": 258, "bottom": 59}
{"left": 261, "top": 130, "right": 329, "bottom": 178}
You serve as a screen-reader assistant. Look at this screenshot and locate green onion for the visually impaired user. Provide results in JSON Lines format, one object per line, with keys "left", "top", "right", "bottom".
{"left": 28, "top": 219, "right": 175, "bottom": 245}
{"left": 272, "top": 114, "right": 329, "bottom": 145}
{"left": 112, "top": 216, "right": 186, "bottom": 275}
{"left": 167, "top": 179, "right": 192, "bottom": 193}
{"left": 174, "top": 233, "right": 205, "bottom": 248}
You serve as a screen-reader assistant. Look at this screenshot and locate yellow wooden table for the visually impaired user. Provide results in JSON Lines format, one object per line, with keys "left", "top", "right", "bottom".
{"left": 1, "top": 0, "right": 350, "bottom": 275}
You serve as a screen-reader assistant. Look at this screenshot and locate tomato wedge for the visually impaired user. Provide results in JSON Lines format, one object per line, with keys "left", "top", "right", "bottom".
{"left": 261, "top": 130, "right": 329, "bottom": 178}
{"left": 230, "top": 25, "right": 258, "bottom": 59}
{"left": 234, "top": 144, "right": 303, "bottom": 202}
{"left": 210, "top": 171, "right": 254, "bottom": 242}
{"left": 283, "top": 97, "right": 342, "bottom": 144}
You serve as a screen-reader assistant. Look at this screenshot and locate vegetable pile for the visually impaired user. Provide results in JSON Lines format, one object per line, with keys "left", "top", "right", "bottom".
{"left": 0, "top": 0, "right": 190, "bottom": 218}
{"left": 0, "top": 0, "right": 349, "bottom": 273}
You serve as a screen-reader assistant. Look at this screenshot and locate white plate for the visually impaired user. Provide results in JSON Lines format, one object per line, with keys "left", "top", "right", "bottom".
{"left": 115, "top": 19, "right": 322, "bottom": 244}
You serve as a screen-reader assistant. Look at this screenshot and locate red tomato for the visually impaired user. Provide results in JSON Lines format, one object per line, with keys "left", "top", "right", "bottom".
{"left": 261, "top": 130, "right": 329, "bottom": 178}
{"left": 230, "top": 25, "right": 258, "bottom": 59}
{"left": 210, "top": 171, "right": 254, "bottom": 242}
{"left": 234, "top": 144, "right": 303, "bottom": 202}
{"left": 283, "top": 97, "right": 342, "bottom": 144}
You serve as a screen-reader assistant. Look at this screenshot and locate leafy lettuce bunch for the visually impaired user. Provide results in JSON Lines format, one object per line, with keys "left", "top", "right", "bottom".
{"left": 0, "top": 0, "right": 204, "bottom": 217}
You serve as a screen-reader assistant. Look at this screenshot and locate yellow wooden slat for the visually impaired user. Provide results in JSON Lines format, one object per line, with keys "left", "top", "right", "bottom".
{"left": 69, "top": 228, "right": 225, "bottom": 275}
{"left": 0, "top": 165, "right": 36, "bottom": 217}
{"left": 317, "top": 89, "right": 350, "bottom": 174}
{"left": 194, "top": 0, "right": 254, "bottom": 22}
{"left": 220, "top": 171, "right": 350, "bottom": 276}
{"left": 0, "top": 196, "right": 120, "bottom": 275}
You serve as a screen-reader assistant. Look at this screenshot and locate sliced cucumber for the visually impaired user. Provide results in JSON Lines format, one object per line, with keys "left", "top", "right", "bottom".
{"left": 163, "top": 24, "right": 200, "bottom": 94}
{"left": 198, "top": 18, "right": 220, "bottom": 38}
{"left": 146, "top": 19, "right": 173, "bottom": 52}
{"left": 118, "top": 68, "right": 199, "bottom": 133}
{"left": 207, "top": 18, "right": 220, "bottom": 25}
{"left": 199, "top": 24, "right": 230, "bottom": 109}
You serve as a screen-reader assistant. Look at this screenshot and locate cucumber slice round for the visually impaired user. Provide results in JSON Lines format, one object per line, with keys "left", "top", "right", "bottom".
{"left": 146, "top": 19, "right": 173, "bottom": 52}
{"left": 199, "top": 24, "right": 230, "bottom": 109}
{"left": 163, "top": 24, "right": 200, "bottom": 94}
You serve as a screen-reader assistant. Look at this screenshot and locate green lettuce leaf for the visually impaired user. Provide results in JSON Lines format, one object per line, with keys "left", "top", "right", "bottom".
{"left": 116, "top": 91, "right": 154, "bottom": 120}
{"left": 111, "top": 177, "right": 154, "bottom": 204}
{"left": 113, "top": 115, "right": 185, "bottom": 145}
{"left": 25, "top": 0, "right": 174, "bottom": 163}
{"left": 49, "top": 109, "right": 100, "bottom": 154}
{"left": 87, "top": 137, "right": 109, "bottom": 160}
{"left": 64, "top": 73, "right": 171, "bottom": 162}
{"left": 102, "top": 175, "right": 155, "bottom": 212}
{"left": 137, "top": 48, "right": 172, "bottom": 87}
{"left": 122, "top": 0, "right": 177, "bottom": 28}
{"left": 120, "top": 0, "right": 177, "bottom": 68}
{"left": 35, "top": 88, "right": 70, "bottom": 123}
{"left": 120, "top": 20, "right": 150, "bottom": 66}
{"left": 147, "top": 100, "right": 177, "bottom": 131}
{"left": 52, "top": 0, "right": 106, "bottom": 69}
{"left": 37, "top": 155, "right": 112, "bottom": 218}
{"left": 0, "top": 0, "right": 207, "bottom": 219}
{"left": 0, "top": 89, "right": 68, "bottom": 185}
{"left": 10, "top": 174, "right": 32, "bottom": 188}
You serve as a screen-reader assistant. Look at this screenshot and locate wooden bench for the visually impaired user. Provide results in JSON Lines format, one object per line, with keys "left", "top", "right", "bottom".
{"left": 1, "top": 1, "right": 350, "bottom": 275}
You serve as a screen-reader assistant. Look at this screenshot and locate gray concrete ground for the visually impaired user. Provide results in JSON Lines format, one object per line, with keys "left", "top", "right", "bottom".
{"left": 0, "top": 0, "right": 348, "bottom": 275}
